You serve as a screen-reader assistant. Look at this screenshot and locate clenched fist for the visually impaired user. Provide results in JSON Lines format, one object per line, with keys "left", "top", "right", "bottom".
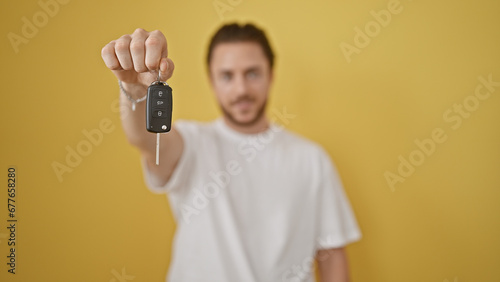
{"left": 101, "top": 28, "right": 175, "bottom": 92}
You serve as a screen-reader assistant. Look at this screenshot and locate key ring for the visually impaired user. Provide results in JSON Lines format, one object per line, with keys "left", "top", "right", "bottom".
{"left": 152, "top": 69, "right": 168, "bottom": 86}
{"left": 155, "top": 60, "right": 169, "bottom": 84}
{"left": 151, "top": 69, "right": 162, "bottom": 85}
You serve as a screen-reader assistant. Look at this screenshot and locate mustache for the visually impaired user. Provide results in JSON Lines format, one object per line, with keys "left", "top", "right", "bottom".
{"left": 231, "top": 96, "right": 255, "bottom": 105}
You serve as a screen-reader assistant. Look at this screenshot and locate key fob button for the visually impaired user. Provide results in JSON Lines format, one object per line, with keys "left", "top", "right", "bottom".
{"left": 154, "top": 89, "right": 165, "bottom": 98}
{"left": 154, "top": 110, "right": 164, "bottom": 117}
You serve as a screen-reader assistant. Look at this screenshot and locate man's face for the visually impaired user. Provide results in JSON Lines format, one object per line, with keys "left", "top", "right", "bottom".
{"left": 209, "top": 41, "right": 273, "bottom": 127}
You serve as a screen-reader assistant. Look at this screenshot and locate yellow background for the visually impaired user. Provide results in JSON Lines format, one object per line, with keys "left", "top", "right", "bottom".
{"left": 1, "top": 0, "right": 499, "bottom": 281}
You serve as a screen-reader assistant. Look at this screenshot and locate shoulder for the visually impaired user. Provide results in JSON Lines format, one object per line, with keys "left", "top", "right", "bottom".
{"left": 274, "top": 126, "right": 336, "bottom": 172}
{"left": 276, "top": 128, "right": 340, "bottom": 185}
{"left": 277, "top": 126, "right": 328, "bottom": 157}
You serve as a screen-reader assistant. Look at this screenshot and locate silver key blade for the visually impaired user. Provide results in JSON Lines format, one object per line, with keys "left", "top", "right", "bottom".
{"left": 156, "top": 133, "right": 160, "bottom": 165}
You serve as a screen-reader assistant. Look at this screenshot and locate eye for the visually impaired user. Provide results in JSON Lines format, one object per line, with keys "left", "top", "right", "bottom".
{"left": 247, "top": 70, "right": 259, "bottom": 79}
{"left": 221, "top": 72, "right": 232, "bottom": 81}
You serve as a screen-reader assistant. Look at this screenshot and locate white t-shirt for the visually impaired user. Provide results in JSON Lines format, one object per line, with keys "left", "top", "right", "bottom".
{"left": 142, "top": 117, "right": 362, "bottom": 282}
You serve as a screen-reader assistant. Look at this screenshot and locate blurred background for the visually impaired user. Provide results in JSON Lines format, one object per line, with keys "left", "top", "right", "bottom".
{"left": 0, "top": 0, "right": 499, "bottom": 281}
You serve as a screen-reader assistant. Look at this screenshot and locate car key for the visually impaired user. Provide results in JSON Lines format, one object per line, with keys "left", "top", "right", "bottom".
{"left": 146, "top": 70, "right": 173, "bottom": 165}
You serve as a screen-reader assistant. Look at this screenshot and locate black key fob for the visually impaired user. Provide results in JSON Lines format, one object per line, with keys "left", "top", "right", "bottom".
{"left": 146, "top": 81, "right": 172, "bottom": 133}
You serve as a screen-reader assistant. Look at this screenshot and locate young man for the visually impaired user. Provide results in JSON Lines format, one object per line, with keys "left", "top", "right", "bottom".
{"left": 101, "top": 23, "right": 361, "bottom": 282}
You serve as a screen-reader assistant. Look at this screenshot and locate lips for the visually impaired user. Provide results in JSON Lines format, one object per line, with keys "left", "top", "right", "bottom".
{"left": 232, "top": 98, "right": 254, "bottom": 111}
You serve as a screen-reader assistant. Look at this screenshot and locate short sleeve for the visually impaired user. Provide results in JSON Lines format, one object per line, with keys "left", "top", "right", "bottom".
{"left": 141, "top": 119, "right": 198, "bottom": 194}
{"left": 315, "top": 148, "right": 362, "bottom": 250}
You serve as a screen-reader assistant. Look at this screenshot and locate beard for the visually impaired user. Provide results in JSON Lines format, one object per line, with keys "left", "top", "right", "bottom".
{"left": 219, "top": 95, "right": 268, "bottom": 127}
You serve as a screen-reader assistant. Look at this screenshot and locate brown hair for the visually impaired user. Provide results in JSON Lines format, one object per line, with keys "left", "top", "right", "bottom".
{"left": 206, "top": 22, "right": 275, "bottom": 70}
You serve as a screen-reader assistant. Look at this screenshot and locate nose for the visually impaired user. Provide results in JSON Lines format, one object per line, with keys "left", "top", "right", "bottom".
{"left": 233, "top": 73, "right": 248, "bottom": 97}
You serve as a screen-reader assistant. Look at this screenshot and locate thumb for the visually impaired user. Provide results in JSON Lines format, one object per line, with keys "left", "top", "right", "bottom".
{"left": 159, "top": 57, "right": 175, "bottom": 81}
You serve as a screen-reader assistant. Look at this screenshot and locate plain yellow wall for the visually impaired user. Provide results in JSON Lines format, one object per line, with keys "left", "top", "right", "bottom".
{"left": 1, "top": 0, "right": 499, "bottom": 281}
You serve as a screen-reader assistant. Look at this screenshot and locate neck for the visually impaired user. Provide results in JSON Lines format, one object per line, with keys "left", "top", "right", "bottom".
{"left": 222, "top": 114, "right": 270, "bottom": 134}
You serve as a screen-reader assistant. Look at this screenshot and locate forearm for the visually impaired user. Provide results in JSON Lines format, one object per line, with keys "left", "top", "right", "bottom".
{"left": 316, "top": 247, "right": 350, "bottom": 282}
{"left": 118, "top": 82, "right": 155, "bottom": 151}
